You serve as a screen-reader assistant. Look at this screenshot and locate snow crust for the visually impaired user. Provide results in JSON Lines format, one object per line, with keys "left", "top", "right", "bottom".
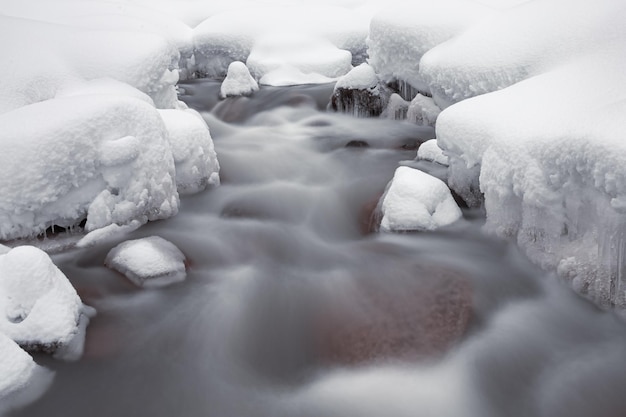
{"left": 105, "top": 236, "right": 187, "bottom": 288}
{"left": 417, "top": 140, "right": 448, "bottom": 166}
{"left": 220, "top": 61, "right": 259, "bottom": 98}
{"left": 380, "top": 167, "right": 461, "bottom": 232}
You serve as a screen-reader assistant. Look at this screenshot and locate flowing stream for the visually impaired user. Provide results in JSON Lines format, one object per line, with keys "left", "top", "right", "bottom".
{"left": 13, "top": 81, "right": 626, "bottom": 417}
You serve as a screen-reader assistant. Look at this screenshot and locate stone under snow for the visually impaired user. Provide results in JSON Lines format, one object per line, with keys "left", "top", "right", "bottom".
{"left": 105, "top": 236, "right": 187, "bottom": 288}
{"left": 417, "top": 139, "right": 448, "bottom": 166}
{"left": 220, "top": 61, "right": 259, "bottom": 98}
{"left": 0, "top": 246, "right": 94, "bottom": 360}
{"left": 380, "top": 167, "right": 461, "bottom": 232}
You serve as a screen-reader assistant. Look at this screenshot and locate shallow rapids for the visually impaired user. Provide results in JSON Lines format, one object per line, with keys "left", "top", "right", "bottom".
{"left": 13, "top": 81, "right": 626, "bottom": 417}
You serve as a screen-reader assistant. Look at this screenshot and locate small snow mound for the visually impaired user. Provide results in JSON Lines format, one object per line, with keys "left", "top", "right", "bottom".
{"left": 0, "top": 246, "right": 94, "bottom": 360}
{"left": 220, "top": 61, "right": 259, "bottom": 98}
{"left": 334, "top": 63, "right": 378, "bottom": 91}
{"left": 407, "top": 94, "right": 441, "bottom": 126}
{"left": 380, "top": 167, "right": 461, "bottom": 232}
{"left": 417, "top": 140, "right": 449, "bottom": 166}
{"left": 105, "top": 236, "right": 187, "bottom": 288}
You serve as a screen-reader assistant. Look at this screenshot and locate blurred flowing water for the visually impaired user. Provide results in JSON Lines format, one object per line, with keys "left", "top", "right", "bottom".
{"left": 13, "top": 81, "right": 626, "bottom": 417}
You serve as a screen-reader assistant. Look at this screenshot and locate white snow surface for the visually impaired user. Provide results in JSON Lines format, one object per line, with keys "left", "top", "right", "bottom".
{"left": 419, "top": 0, "right": 626, "bottom": 107}
{"left": 220, "top": 61, "right": 259, "bottom": 98}
{"left": 105, "top": 236, "right": 187, "bottom": 288}
{"left": 380, "top": 167, "right": 461, "bottom": 232}
{"left": 0, "top": 332, "right": 53, "bottom": 414}
{"left": 367, "top": 0, "right": 496, "bottom": 93}
{"left": 192, "top": 5, "right": 369, "bottom": 80}
{"left": 159, "top": 109, "right": 220, "bottom": 194}
{"left": 437, "top": 40, "right": 626, "bottom": 306}
{"left": 0, "top": 246, "right": 94, "bottom": 359}
{"left": 407, "top": 94, "right": 441, "bottom": 126}
{"left": 417, "top": 140, "right": 449, "bottom": 166}
{"left": 247, "top": 33, "right": 353, "bottom": 86}
{"left": 335, "top": 63, "right": 379, "bottom": 91}
{"left": 0, "top": 95, "right": 179, "bottom": 241}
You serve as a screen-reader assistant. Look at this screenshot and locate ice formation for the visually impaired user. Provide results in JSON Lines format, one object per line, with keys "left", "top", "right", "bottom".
{"left": 417, "top": 140, "right": 448, "bottom": 166}
{"left": 105, "top": 236, "right": 187, "bottom": 288}
{"left": 0, "top": 246, "right": 94, "bottom": 360}
{"left": 379, "top": 167, "right": 461, "bottom": 232}
{"left": 220, "top": 61, "right": 259, "bottom": 98}
{"left": 407, "top": 94, "right": 441, "bottom": 126}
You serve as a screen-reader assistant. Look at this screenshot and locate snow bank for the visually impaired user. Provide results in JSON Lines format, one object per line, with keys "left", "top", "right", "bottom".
{"left": 105, "top": 236, "right": 187, "bottom": 288}
{"left": 159, "top": 109, "right": 220, "bottom": 194}
{"left": 193, "top": 5, "right": 368, "bottom": 80}
{"left": 419, "top": 0, "right": 626, "bottom": 107}
{"left": 417, "top": 140, "right": 448, "bottom": 166}
{"left": 0, "top": 333, "right": 54, "bottom": 414}
{"left": 367, "top": 0, "right": 494, "bottom": 94}
{"left": 437, "top": 41, "right": 626, "bottom": 307}
{"left": 379, "top": 167, "right": 461, "bottom": 232}
{"left": 0, "top": 15, "right": 181, "bottom": 113}
{"left": 0, "top": 246, "right": 94, "bottom": 359}
{"left": 0, "top": 95, "right": 178, "bottom": 240}
{"left": 220, "top": 61, "right": 259, "bottom": 98}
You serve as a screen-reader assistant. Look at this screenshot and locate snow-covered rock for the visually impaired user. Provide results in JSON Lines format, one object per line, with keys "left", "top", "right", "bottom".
{"left": 0, "top": 15, "right": 181, "bottom": 113}
{"left": 407, "top": 94, "right": 441, "bottom": 126}
{"left": 220, "top": 61, "right": 259, "bottom": 98}
{"left": 417, "top": 140, "right": 448, "bottom": 166}
{"left": 247, "top": 33, "right": 352, "bottom": 86}
{"left": 331, "top": 63, "right": 385, "bottom": 117}
{"left": 0, "top": 95, "right": 178, "bottom": 240}
{"left": 192, "top": 5, "right": 368, "bottom": 80}
{"left": 0, "top": 332, "right": 54, "bottom": 414}
{"left": 381, "top": 93, "right": 409, "bottom": 120}
{"left": 367, "top": 0, "right": 494, "bottom": 94}
{"left": 419, "top": 0, "right": 626, "bottom": 107}
{"left": 437, "top": 41, "right": 626, "bottom": 307}
{"left": 0, "top": 246, "right": 94, "bottom": 360}
{"left": 379, "top": 167, "right": 461, "bottom": 232}
{"left": 159, "top": 109, "right": 220, "bottom": 194}
{"left": 105, "top": 236, "right": 187, "bottom": 288}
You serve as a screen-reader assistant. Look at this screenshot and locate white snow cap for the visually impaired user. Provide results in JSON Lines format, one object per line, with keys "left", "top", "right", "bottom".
{"left": 105, "top": 236, "right": 187, "bottom": 288}
{"left": 380, "top": 167, "right": 461, "bottom": 232}
{"left": 417, "top": 140, "right": 449, "bottom": 166}
{"left": 247, "top": 33, "right": 353, "bottom": 86}
{"left": 220, "top": 61, "right": 259, "bottom": 98}
{"left": 334, "top": 63, "right": 379, "bottom": 91}
{"left": 0, "top": 246, "right": 94, "bottom": 360}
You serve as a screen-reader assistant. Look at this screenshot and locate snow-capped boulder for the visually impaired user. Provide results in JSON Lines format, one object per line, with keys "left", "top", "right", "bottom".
{"left": 407, "top": 94, "right": 441, "bottom": 126}
{"left": 379, "top": 167, "right": 461, "bottom": 232}
{"left": 0, "top": 332, "right": 54, "bottom": 414}
{"left": 159, "top": 109, "right": 220, "bottom": 194}
{"left": 0, "top": 95, "right": 178, "bottom": 240}
{"left": 220, "top": 61, "right": 259, "bottom": 98}
{"left": 0, "top": 246, "right": 94, "bottom": 360}
{"left": 331, "top": 63, "right": 385, "bottom": 117}
{"left": 105, "top": 236, "right": 187, "bottom": 288}
{"left": 247, "top": 33, "right": 352, "bottom": 86}
{"left": 417, "top": 139, "right": 448, "bottom": 166}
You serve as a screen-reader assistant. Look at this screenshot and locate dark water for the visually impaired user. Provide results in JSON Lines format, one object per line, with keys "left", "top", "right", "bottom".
{"left": 12, "top": 81, "right": 626, "bottom": 417}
